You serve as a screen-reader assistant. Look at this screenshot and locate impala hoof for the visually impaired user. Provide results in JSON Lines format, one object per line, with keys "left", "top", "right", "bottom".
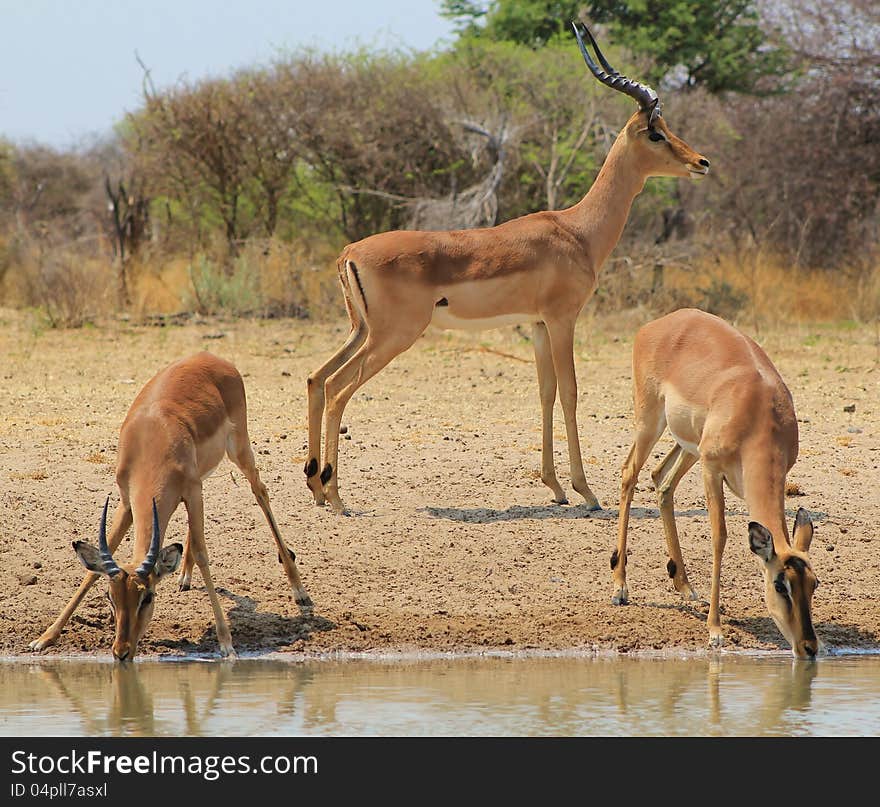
{"left": 674, "top": 582, "right": 698, "bottom": 601}
{"left": 327, "top": 497, "right": 348, "bottom": 516}
{"left": 611, "top": 587, "right": 629, "bottom": 606}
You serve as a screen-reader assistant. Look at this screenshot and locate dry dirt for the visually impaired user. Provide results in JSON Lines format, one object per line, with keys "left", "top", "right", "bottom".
{"left": 1, "top": 308, "right": 878, "bottom": 659}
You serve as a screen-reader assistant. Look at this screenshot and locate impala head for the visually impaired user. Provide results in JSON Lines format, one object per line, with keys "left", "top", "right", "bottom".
{"left": 73, "top": 497, "right": 182, "bottom": 661}
{"left": 749, "top": 509, "right": 821, "bottom": 660}
{"left": 572, "top": 21, "right": 710, "bottom": 180}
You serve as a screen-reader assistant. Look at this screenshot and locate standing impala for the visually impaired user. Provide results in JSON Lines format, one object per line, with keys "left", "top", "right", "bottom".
{"left": 29, "top": 352, "right": 312, "bottom": 660}
{"left": 305, "top": 22, "right": 710, "bottom": 514}
{"left": 612, "top": 308, "right": 821, "bottom": 659}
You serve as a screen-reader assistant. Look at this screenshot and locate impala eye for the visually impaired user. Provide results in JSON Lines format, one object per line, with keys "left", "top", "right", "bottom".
{"left": 648, "top": 130, "right": 665, "bottom": 142}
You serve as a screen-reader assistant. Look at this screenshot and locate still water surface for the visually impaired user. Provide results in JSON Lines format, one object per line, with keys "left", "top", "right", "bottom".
{"left": 2, "top": 652, "right": 879, "bottom": 737}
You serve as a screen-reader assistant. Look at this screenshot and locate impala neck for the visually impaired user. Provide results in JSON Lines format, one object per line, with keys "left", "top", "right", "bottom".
{"left": 130, "top": 489, "right": 162, "bottom": 564}
{"left": 742, "top": 444, "right": 791, "bottom": 548}
{"left": 564, "top": 133, "right": 647, "bottom": 271}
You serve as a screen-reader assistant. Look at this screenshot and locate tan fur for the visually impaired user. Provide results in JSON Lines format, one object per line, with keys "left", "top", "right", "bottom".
{"left": 306, "top": 108, "right": 710, "bottom": 513}
{"left": 613, "top": 309, "right": 820, "bottom": 658}
{"left": 30, "top": 352, "right": 312, "bottom": 660}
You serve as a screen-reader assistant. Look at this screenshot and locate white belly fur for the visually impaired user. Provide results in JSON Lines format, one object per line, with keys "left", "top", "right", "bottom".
{"left": 429, "top": 309, "right": 532, "bottom": 332}
{"left": 197, "top": 424, "right": 232, "bottom": 480}
{"left": 670, "top": 434, "right": 701, "bottom": 457}
{"left": 664, "top": 385, "right": 706, "bottom": 458}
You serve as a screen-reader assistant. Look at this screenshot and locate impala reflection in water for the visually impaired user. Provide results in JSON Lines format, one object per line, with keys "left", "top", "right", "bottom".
{"left": 3, "top": 654, "right": 879, "bottom": 737}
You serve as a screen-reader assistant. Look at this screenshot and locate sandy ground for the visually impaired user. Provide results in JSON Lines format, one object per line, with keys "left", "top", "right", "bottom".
{"left": 1, "top": 307, "right": 878, "bottom": 659}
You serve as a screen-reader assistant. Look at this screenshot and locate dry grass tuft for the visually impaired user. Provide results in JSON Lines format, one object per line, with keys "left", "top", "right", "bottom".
{"left": 10, "top": 470, "right": 49, "bottom": 481}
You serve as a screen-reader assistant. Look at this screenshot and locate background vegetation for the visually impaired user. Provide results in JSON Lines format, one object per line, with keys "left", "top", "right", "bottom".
{"left": 0, "top": 0, "right": 877, "bottom": 328}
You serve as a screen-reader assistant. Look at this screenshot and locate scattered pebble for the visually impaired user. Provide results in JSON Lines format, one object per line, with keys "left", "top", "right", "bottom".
{"left": 18, "top": 574, "right": 37, "bottom": 586}
{"left": 843, "top": 404, "right": 856, "bottom": 413}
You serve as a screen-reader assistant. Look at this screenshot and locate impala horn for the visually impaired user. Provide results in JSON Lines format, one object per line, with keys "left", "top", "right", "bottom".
{"left": 135, "top": 499, "right": 162, "bottom": 579}
{"left": 98, "top": 495, "right": 122, "bottom": 578}
{"left": 572, "top": 21, "right": 661, "bottom": 127}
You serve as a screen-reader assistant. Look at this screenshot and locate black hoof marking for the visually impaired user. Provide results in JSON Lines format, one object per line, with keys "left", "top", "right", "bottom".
{"left": 278, "top": 546, "right": 296, "bottom": 563}
{"left": 304, "top": 458, "right": 318, "bottom": 478}
{"left": 297, "top": 596, "right": 314, "bottom": 609}
{"left": 611, "top": 550, "right": 619, "bottom": 570}
{"left": 320, "top": 463, "right": 333, "bottom": 485}
{"left": 667, "top": 559, "right": 677, "bottom": 579}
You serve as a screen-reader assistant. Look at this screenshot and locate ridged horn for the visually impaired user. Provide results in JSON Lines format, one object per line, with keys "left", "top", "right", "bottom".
{"left": 135, "top": 499, "right": 161, "bottom": 579}
{"left": 572, "top": 21, "right": 661, "bottom": 125}
{"left": 98, "top": 495, "right": 122, "bottom": 578}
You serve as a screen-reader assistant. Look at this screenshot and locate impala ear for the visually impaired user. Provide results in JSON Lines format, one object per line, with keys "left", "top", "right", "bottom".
{"left": 73, "top": 541, "right": 112, "bottom": 576}
{"left": 154, "top": 543, "right": 183, "bottom": 580}
{"left": 792, "top": 508, "right": 814, "bottom": 553}
{"left": 748, "top": 523, "right": 775, "bottom": 563}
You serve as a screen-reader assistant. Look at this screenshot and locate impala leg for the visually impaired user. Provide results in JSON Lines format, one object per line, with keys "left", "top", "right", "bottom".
{"left": 184, "top": 486, "right": 236, "bottom": 658}
{"left": 178, "top": 529, "right": 195, "bottom": 591}
{"left": 612, "top": 425, "right": 662, "bottom": 605}
{"left": 322, "top": 324, "right": 427, "bottom": 514}
{"left": 29, "top": 503, "right": 133, "bottom": 651}
{"left": 532, "top": 322, "right": 567, "bottom": 504}
{"left": 305, "top": 321, "right": 367, "bottom": 506}
{"left": 651, "top": 444, "right": 699, "bottom": 600}
{"left": 228, "top": 435, "right": 313, "bottom": 614}
{"left": 545, "top": 318, "right": 600, "bottom": 509}
{"left": 702, "top": 465, "right": 728, "bottom": 648}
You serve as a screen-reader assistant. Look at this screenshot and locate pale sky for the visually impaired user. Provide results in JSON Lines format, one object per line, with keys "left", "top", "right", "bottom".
{"left": 0, "top": 1, "right": 456, "bottom": 148}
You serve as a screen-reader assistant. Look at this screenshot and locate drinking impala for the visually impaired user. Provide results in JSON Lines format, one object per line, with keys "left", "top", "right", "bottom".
{"left": 29, "top": 352, "right": 313, "bottom": 660}
{"left": 612, "top": 308, "right": 820, "bottom": 659}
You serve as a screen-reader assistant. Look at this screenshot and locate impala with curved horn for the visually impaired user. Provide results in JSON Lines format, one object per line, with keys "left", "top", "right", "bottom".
{"left": 30, "top": 352, "right": 312, "bottom": 661}
{"left": 305, "top": 21, "right": 710, "bottom": 514}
